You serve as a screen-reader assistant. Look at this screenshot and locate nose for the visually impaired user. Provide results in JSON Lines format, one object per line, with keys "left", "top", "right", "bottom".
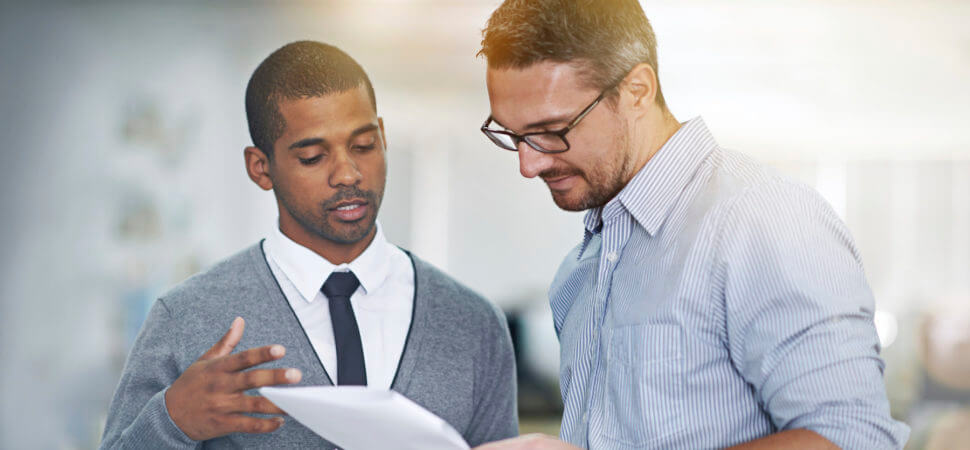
{"left": 517, "top": 141, "right": 554, "bottom": 179}
{"left": 329, "top": 149, "right": 363, "bottom": 187}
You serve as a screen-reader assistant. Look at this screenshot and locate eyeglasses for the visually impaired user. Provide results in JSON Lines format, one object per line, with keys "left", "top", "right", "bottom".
{"left": 480, "top": 89, "right": 609, "bottom": 154}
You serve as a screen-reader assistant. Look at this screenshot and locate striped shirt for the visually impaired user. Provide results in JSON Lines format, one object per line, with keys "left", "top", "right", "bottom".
{"left": 549, "top": 118, "right": 910, "bottom": 449}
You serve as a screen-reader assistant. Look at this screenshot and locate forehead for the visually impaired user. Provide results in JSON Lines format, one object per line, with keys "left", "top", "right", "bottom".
{"left": 486, "top": 61, "right": 591, "bottom": 128}
{"left": 276, "top": 87, "right": 376, "bottom": 140}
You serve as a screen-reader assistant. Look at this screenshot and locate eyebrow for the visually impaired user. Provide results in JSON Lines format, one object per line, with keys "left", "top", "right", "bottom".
{"left": 524, "top": 115, "right": 571, "bottom": 131}
{"left": 492, "top": 115, "right": 571, "bottom": 134}
{"left": 288, "top": 123, "right": 380, "bottom": 150}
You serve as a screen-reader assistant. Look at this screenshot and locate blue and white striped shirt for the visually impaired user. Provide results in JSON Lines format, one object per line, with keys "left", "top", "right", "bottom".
{"left": 550, "top": 118, "right": 909, "bottom": 449}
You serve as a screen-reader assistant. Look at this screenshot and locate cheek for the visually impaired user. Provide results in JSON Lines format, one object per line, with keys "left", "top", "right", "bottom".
{"left": 360, "top": 152, "right": 388, "bottom": 185}
{"left": 560, "top": 142, "right": 605, "bottom": 176}
{"left": 274, "top": 163, "right": 332, "bottom": 198}
{"left": 577, "top": 126, "right": 625, "bottom": 168}
{"left": 285, "top": 171, "right": 326, "bottom": 196}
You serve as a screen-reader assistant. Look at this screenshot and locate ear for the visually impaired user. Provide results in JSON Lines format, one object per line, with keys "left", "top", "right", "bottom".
{"left": 377, "top": 117, "right": 388, "bottom": 151}
{"left": 244, "top": 146, "right": 274, "bottom": 191}
{"left": 621, "top": 62, "right": 660, "bottom": 113}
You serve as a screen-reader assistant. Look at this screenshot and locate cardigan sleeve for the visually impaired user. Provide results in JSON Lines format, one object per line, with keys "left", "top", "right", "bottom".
{"left": 99, "top": 299, "right": 199, "bottom": 449}
{"left": 462, "top": 302, "right": 519, "bottom": 446}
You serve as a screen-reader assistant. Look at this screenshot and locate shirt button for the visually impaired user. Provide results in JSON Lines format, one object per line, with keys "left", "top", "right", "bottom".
{"left": 606, "top": 252, "right": 618, "bottom": 263}
{"left": 582, "top": 412, "right": 589, "bottom": 423}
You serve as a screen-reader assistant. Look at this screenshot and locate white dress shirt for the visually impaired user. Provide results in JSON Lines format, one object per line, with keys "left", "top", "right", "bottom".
{"left": 262, "top": 222, "right": 415, "bottom": 389}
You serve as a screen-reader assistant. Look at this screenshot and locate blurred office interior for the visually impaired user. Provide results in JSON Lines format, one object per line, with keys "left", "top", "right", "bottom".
{"left": 0, "top": 0, "right": 968, "bottom": 448}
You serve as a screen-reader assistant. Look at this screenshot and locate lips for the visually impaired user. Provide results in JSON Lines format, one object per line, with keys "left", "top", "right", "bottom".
{"left": 328, "top": 199, "right": 369, "bottom": 222}
{"left": 543, "top": 174, "right": 578, "bottom": 191}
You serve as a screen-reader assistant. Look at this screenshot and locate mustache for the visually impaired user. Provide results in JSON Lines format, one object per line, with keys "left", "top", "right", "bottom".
{"left": 321, "top": 186, "right": 377, "bottom": 210}
{"left": 539, "top": 166, "right": 583, "bottom": 181}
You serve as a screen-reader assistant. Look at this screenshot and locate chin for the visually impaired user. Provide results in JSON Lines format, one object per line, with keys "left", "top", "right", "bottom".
{"left": 550, "top": 191, "right": 589, "bottom": 212}
{"left": 325, "top": 218, "right": 376, "bottom": 244}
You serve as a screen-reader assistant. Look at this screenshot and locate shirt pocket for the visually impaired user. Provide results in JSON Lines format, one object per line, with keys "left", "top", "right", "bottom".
{"left": 601, "top": 323, "right": 686, "bottom": 448}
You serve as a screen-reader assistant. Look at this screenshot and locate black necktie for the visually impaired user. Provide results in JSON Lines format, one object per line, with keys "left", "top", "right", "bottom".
{"left": 321, "top": 271, "right": 366, "bottom": 386}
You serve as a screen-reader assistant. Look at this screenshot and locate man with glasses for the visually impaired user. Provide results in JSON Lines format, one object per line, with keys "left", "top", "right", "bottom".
{"left": 474, "top": 1, "right": 909, "bottom": 449}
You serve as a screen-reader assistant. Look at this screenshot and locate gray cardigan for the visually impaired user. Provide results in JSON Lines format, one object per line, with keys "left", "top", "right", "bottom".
{"left": 101, "top": 243, "right": 518, "bottom": 449}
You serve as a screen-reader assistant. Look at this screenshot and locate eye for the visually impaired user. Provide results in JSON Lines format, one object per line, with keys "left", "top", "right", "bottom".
{"left": 298, "top": 155, "right": 322, "bottom": 165}
{"left": 351, "top": 137, "right": 378, "bottom": 152}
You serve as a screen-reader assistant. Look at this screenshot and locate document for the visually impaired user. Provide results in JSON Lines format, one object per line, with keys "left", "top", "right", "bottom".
{"left": 259, "top": 386, "right": 470, "bottom": 450}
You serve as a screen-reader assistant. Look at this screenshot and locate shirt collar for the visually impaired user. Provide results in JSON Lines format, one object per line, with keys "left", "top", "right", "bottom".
{"left": 266, "top": 221, "right": 392, "bottom": 302}
{"left": 579, "top": 117, "right": 717, "bottom": 256}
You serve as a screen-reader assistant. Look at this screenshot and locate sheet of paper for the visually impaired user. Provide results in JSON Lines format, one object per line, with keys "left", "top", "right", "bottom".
{"left": 259, "top": 386, "right": 470, "bottom": 450}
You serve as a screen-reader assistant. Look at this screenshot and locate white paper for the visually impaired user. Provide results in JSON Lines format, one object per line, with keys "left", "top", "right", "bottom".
{"left": 259, "top": 386, "right": 470, "bottom": 450}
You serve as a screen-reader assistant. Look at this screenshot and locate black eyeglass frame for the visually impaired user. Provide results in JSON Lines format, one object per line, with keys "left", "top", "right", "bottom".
{"left": 480, "top": 88, "right": 610, "bottom": 154}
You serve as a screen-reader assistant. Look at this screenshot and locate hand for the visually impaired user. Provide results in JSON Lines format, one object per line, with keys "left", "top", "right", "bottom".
{"left": 474, "top": 434, "right": 582, "bottom": 450}
{"left": 165, "top": 317, "right": 302, "bottom": 441}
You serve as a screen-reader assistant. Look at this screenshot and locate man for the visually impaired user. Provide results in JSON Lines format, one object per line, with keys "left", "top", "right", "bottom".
{"left": 474, "top": 1, "right": 909, "bottom": 449}
{"left": 101, "top": 41, "right": 517, "bottom": 448}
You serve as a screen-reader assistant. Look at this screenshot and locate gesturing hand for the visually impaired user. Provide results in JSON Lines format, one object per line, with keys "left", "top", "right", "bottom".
{"left": 165, "top": 317, "right": 302, "bottom": 441}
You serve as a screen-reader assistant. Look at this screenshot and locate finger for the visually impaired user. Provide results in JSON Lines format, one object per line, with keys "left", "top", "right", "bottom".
{"left": 472, "top": 441, "right": 511, "bottom": 450}
{"left": 234, "top": 368, "right": 302, "bottom": 391}
{"left": 232, "top": 394, "right": 287, "bottom": 415}
{"left": 226, "top": 415, "right": 285, "bottom": 435}
{"left": 213, "top": 344, "right": 286, "bottom": 372}
{"left": 200, "top": 317, "right": 245, "bottom": 361}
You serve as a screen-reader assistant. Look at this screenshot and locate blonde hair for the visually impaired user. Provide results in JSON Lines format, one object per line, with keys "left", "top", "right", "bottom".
{"left": 479, "top": 0, "right": 666, "bottom": 109}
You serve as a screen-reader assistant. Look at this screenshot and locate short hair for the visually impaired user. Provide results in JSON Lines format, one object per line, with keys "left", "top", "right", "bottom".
{"left": 245, "top": 40, "right": 377, "bottom": 156}
{"left": 479, "top": 0, "right": 666, "bottom": 109}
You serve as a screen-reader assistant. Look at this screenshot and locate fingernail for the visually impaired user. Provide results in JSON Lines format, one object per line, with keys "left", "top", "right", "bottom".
{"left": 285, "top": 369, "right": 302, "bottom": 382}
{"left": 275, "top": 417, "right": 285, "bottom": 425}
{"left": 232, "top": 316, "right": 242, "bottom": 327}
{"left": 270, "top": 345, "right": 285, "bottom": 357}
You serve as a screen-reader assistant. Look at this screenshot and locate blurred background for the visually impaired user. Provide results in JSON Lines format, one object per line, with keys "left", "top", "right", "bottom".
{"left": 1, "top": 0, "right": 968, "bottom": 448}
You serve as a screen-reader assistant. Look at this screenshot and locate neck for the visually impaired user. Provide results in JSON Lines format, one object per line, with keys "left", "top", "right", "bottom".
{"left": 628, "top": 110, "right": 682, "bottom": 181}
{"left": 277, "top": 214, "right": 377, "bottom": 265}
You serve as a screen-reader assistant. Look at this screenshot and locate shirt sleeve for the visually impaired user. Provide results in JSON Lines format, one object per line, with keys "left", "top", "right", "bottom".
{"left": 462, "top": 302, "right": 519, "bottom": 446}
{"left": 100, "top": 299, "right": 199, "bottom": 449}
{"left": 717, "top": 181, "right": 910, "bottom": 449}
